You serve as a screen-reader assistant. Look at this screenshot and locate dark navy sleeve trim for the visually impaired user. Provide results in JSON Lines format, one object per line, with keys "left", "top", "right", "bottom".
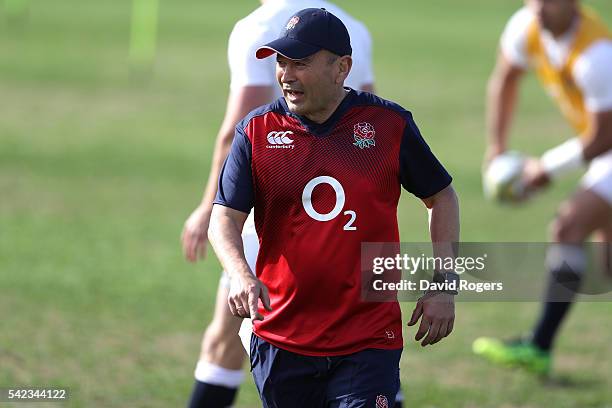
{"left": 213, "top": 98, "right": 286, "bottom": 213}
{"left": 398, "top": 111, "right": 453, "bottom": 199}
{"left": 213, "top": 124, "right": 254, "bottom": 213}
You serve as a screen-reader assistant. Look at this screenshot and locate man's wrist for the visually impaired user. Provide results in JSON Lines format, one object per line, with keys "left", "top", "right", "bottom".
{"left": 230, "top": 266, "right": 255, "bottom": 281}
{"left": 486, "top": 143, "right": 506, "bottom": 159}
{"left": 426, "top": 271, "right": 460, "bottom": 296}
{"left": 540, "top": 137, "right": 585, "bottom": 179}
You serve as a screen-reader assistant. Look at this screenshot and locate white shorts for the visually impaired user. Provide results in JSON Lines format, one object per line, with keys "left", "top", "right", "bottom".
{"left": 238, "top": 317, "right": 254, "bottom": 356}
{"left": 581, "top": 149, "right": 612, "bottom": 206}
{"left": 219, "top": 211, "right": 259, "bottom": 289}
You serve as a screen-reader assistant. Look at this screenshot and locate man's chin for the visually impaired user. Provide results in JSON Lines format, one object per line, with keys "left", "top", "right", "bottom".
{"left": 285, "top": 100, "right": 307, "bottom": 115}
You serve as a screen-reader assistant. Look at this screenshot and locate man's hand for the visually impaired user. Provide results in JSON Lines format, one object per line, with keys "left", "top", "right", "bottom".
{"left": 181, "top": 205, "right": 212, "bottom": 262}
{"left": 228, "top": 273, "right": 272, "bottom": 321}
{"left": 408, "top": 292, "right": 455, "bottom": 347}
{"left": 521, "top": 157, "right": 550, "bottom": 195}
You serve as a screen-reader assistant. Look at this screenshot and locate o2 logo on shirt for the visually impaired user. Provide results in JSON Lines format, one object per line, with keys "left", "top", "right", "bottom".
{"left": 301, "top": 176, "right": 356, "bottom": 231}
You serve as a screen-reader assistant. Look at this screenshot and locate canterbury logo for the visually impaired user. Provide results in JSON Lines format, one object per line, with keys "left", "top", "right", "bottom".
{"left": 266, "top": 131, "right": 295, "bottom": 149}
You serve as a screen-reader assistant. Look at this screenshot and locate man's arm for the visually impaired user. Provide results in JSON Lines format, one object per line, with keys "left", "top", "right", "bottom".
{"left": 208, "top": 204, "right": 271, "bottom": 320}
{"left": 522, "top": 39, "right": 612, "bottom": 191}
{"left": 583, "top": 109, "right": 612, "bottom": 160}
{"left": 522, "top": 109, "right": 612, "bottom": 191}
{"left": 485, "top": 53, "right": 525, "bottom": 163}
{"left": 408, "top": 185, "right": 460, "bottom": 347}
{"left": 182, "top": 86, "right": 274, "bottom": 262}
{"left": 423, "top": 184, "right": 460, "bottom": 243}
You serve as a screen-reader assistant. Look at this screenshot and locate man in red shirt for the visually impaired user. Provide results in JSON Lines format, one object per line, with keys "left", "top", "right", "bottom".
{"left": 209, "top": 8, "right": 460, "bottom": 407}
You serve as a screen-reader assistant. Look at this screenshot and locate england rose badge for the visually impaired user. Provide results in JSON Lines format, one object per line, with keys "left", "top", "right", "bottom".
{"left": 353, "top": 122, "right": 375, "bottom": 149}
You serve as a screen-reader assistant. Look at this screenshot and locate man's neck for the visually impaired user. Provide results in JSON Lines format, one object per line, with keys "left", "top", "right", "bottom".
{"left": 304, "top": 88, "right": 349, "bottom": 124}
{"left": 548, "top": 10, "right": 579, "bottom": 39}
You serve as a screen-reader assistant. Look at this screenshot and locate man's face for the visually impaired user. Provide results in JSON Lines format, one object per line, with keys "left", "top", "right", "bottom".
{"left": 276, "top": 50, "right": 350, "bottom": 118}
{"left": 525, "top": 0, "right": 577, "bottom": 33}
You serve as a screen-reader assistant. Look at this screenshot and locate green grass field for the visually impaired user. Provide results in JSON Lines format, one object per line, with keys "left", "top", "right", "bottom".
{"left": 1, "top": 1, "right": 612, "bottom": 406}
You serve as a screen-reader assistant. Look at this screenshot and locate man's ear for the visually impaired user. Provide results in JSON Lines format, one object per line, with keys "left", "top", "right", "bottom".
{"left": 336, "top": 55, "right": 352, "bottom": 84}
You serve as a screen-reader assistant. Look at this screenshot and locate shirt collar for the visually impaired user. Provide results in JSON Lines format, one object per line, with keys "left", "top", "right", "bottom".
{"left": 282, "top": 88, "right": 356, "bottom": 137}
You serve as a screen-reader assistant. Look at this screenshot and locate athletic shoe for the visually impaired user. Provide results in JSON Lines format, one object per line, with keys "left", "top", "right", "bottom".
{"left": 472, "top": 336, "right": 551, "bottom": 376}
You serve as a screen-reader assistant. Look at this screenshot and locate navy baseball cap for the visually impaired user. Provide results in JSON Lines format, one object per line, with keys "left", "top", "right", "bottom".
{"left": 256, "top": 8, "right": 352, "bottom": 60}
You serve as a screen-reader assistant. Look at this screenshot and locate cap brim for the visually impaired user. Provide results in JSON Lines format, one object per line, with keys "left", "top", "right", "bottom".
{"left": 255, "top": 37, "right": 321, "bottom": 60}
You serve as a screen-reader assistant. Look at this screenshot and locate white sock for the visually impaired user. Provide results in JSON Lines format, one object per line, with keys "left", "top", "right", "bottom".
{"left": 194, "top": 361, "right": 244, "bottom": 388}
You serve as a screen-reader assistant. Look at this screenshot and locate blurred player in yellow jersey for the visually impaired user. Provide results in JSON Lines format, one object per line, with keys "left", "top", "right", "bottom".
{"left": 475, "top": 0, "right": 612, "bottom": 375}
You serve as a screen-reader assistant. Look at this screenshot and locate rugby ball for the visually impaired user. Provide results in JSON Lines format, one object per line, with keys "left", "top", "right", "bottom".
{"left": 483, "top": 151, "right": 526, "bottom": 203}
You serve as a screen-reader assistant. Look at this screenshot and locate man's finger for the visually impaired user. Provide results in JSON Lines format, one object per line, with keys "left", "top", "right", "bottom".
{"left": 235, "top": 305, "right": 247, "bottom": 318}
{"left": 260, "top": 285, "right": 272, "bottom": 311}
{"left": 446, "top": 319, "right": 454, "bottom": 337}
{"left": 431, "top": 321, "right": 448, "bottom": 345}
{"left": 248, "top": 290, "right": 264, "bottom": 321}
{"left": 235, "top": 293, "right": 249, "bottom": 317}
{"left": 238, "top": 290, "right": 250, "bottom": 316}
{"left": 184, "top": 241, "right": 193, "bottom": 262}
{"left": 415, "top": 317, "right": 429, "bottom": 341}
{"left": 407, "top": 301, "right": 423, "bottom": 326}
{"left": 228, "top": 298, "right": 238, "bottom": 316}
{"left": 181, "top": 230, "right": 191, "bottom": 259}
{"left": 421, "top": 320, "right": 441, "bottom": 347}
{"left": 197, "top": 241, "right": 207, "bottom": 260}
{"left": 183, "top": 235, "right": 196, "bottom": 262}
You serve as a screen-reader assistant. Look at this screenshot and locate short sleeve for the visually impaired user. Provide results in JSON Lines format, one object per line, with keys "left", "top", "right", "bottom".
{"left": 227, "top": 21, "right": 277, "bottom": 90}
{"left": 399, "top": 113, "right": 452, "bottom": 199}
{"left": 573, "top": 41, "right": 612, "bottom": 112}
{"left": 500, "top": 7, "right": 533, "bottom": 69}
{"left": 214, "top": 125, "right": 255, "bottom": 213}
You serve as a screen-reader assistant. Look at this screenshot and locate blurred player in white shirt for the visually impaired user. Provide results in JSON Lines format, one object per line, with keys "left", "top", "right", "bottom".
{"left": 475, "top": 0, "right": 612, "bottom": 376}
{"left": 180, "top": 1, "right": 384, "bottom": 406}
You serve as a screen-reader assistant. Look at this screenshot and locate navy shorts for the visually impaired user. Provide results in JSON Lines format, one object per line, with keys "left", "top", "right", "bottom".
{"left": 250, "top": 334, "right": 402, "bottom": 408}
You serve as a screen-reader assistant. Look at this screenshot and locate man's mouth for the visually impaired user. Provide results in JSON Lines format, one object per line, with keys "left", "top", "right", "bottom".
{"left": 284, "top": 89, "right": 304, "bottom": 102}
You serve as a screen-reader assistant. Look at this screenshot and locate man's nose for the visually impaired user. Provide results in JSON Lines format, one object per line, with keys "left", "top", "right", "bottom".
{"left": 280, "top": 65, "right": 296, "bottom": 83}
